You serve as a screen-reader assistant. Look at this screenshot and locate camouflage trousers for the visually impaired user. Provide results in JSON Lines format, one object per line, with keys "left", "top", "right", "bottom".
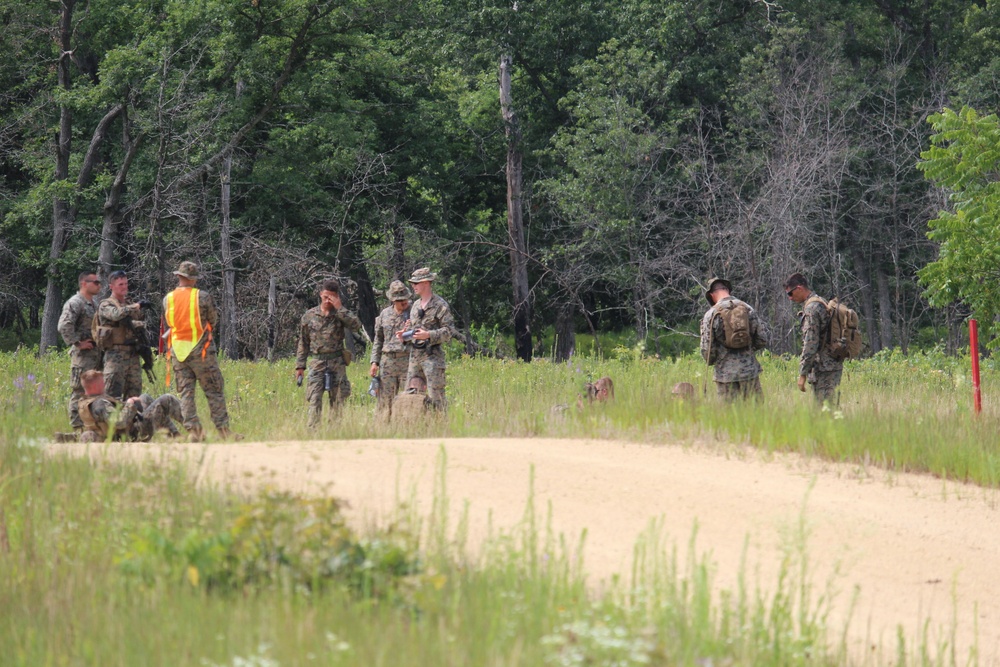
{"left": 407, "top": 345, "right": 447, "bottom": 411}
{"left": 172, "top": 351, "right": 229, "bottom": 431}
{"left": 809, "top": 367, "right": 843, "bottom": 405}
{"left": 104, "top": 348, "right": 142, "bottom": 401}
{"left": 138, "top": 395, "right": 183, "bottom": 440}
{"left": 715, "top": 377, "right": 763, "bottom": 401}
{"left": 305, "top": 358, "right": 349, "bottom": 427}
{"left": 67, "top": 351, "right": 102, "bottom": 430}
{"left": 376, "top": 350, "right": 409, "bottom": 415}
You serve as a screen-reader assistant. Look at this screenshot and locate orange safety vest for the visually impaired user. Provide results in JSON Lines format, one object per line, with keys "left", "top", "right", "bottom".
{"left": 165, "top": 287, "right": 211, "bottom": 362}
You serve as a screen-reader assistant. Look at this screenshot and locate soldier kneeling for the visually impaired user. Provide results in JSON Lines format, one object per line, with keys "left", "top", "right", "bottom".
{"left": 77, "top": 370, "right": 120, "bottom": 443}
{"left": 115, "top": 393, "right": 183, "bottom": 441}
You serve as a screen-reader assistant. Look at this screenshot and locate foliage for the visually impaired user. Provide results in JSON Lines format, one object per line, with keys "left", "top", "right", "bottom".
{"left": 918, "top": 106, "right": 1000, "bottom": 345}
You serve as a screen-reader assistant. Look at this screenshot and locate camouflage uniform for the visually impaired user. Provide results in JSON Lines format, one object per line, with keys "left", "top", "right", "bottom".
{"left": 162, "top": 288, "right": 230, "bottom": 432}
{"left": 371, "top": 304, "right": 410, "bottom": 414}
{"left": 700, "top": 295, "right": 768, "bottom": 400}
{"left": 799, "top": 292, "right": 844, "bottom": 404}
{"left": 78, "top": 393, "right": 120, "bottom": 443}
{"left": 57, "top": 293, "right": 102, "bottom": 429}
{"left": 97, "top": 295, "right": 144, "bottom": 400}
{"left": 405, "top": 294, "right": 454, "bottom": 411}
{"left": 390, "top": 389, "right": 430, "bottom": 424}
{"left": 296, "top": 305, "right": 363, "bottom": 427}
{"left": 137, "top": 394, "right": 183, "bottom": 441}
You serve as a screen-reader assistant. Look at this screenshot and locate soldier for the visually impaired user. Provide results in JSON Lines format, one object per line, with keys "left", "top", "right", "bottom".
{"left": 699, "top": 277, "right": 768, "bottom": 400}
{"left": 163, "top": 261, "right": 237, "bottom": 441}
{"left": 370, "top": 280, "right": 412, "bottom": 416}
{"left": 77, "top": 369, "right": 120, "bottom": 443}
{"left": 57, "top": 270, "right": 103, "bottom": 433}
{"left": 785, "top": 273, "right": 843, "bottom": 404}
{"left": 585, "top": 377, "right": 615, "bottom": 402}
{"left": 397, "top": 267, "right": 454, "bottom": 411}
{"left": 96, "top": 270, "right": 150, "bottom": 400}
{"left": 671, "top": 382, "right": 696, "bottom": 400}
{"left": 136, "top": 394, "right": 183, "bottom": 441}
{"left": 390, "top": 376, "right": 431, "bottom": 424}
{"left": 295, "top": 279, "right": 363, "bottom": 427}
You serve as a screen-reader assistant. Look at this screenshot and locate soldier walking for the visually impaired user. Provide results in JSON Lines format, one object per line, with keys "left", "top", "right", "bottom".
{"left": 397, "top": 267, "right": 454, "bottom": 411}
{"left": 699, "top": 277, "right": 768, "bottom": 400}
{"left": 96, "top": 270, "right": 148, "bottom": 400}
{"left": 295, "top": 279, "right": 363, "bottom": 427}
{"left": 57, "top": 270, "right": 103, "bottom": 433}
{"left": 784, "top": 273, "right": 844, "bottom": 404}
{"left": 163, "top": 261, "right": 236, "bottom": 441}
{"left": 370, "top": 280, "right": 412, "bottom": 416}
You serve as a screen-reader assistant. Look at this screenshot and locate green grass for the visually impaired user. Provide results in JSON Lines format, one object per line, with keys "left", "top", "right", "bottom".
{"left": 0, "top": 346, "right": 994, "bottom": 666}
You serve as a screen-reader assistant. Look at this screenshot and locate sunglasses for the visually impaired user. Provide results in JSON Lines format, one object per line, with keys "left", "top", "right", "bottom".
{"left": 785, "top": 288, "right": 797, "bottom": 297}
{"left": 85, "top": 279, "right": 102, "bottom": 284}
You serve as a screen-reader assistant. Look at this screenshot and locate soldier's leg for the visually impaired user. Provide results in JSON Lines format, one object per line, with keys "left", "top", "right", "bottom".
{"left": 715, "top": 381, "right": 737, "bottom": 400}
{"left": 378, "top": 354, "right": 407, "bottom": 414}
{"left": 305, "top": 366, "right": 325, "bottom": 427}
{"left": 103, "top": 351, "right": 125, "bottom": 400}
{"left": 163, "top": 396, "right": 184, "bottom": 437}
{"left": 68, "top": 366, "right": 85, "bottom": 430}
{"left": 406, "top": 352, "right": 427, "bottom": 386}
{"left": 123, "top": 354, "right": 143, "bottom": 400}
{"left": 172, "top": 358, "right": 202, "bottom": 432}
{"left": 190, "top": 353, "right": 230, "bottom": 430}
{"left": 812, "top": 369, "right": 843, "bottom": 406}
{"left": 422, "top": 350, "right": 447, "bottom": 411}
{"left": 741, "top": 377, "right": 763, "bottom": 400}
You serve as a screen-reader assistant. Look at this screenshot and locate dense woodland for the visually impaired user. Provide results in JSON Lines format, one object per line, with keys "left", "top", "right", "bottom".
{"left": 2, "top": 0, "right": 999, "bottom": 360}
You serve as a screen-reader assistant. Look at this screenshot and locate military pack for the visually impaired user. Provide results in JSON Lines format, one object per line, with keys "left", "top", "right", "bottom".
{"left": 806, "top": 296, "right": 862, "bottom": 360}
{"left": 716, "top": 300, "right": 752, "bottom": 349}
{"left": 91, "top": 312, "right": 120, "bottom": 351}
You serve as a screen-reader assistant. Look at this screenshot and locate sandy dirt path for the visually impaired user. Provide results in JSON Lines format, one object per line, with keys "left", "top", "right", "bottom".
{"left": 66, "top": 437, "right": 1000, "bottom": 664}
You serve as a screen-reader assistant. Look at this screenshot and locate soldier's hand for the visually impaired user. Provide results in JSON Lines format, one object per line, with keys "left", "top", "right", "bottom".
{"left": 412, "top": 327, "right": 430, "bottom": 341}
{"left": 329, "top": 293, "right": 343, "bottom": 310}
{"left": 77, "top": 340, "right": 94, "bottom": 351}
{"left": 137, "top": 299, "right": 153, "bottom": 311}
{"left": 295, "top": 368, "right": 304, "bottom": 383}
{"left": 369, "top": 362, "right": 379, "bottom": 378}
{"left": 797, "top": 375, "right": 807, "bottom": 392}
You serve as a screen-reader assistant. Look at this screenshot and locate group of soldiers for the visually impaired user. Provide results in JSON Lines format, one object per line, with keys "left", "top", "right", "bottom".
{"left": 57, "top": 261, "right": 234, "bottom": 442}
{"left": 296, "top": 267, "right": 454, "bottom": 426}
{"left": 699, "top": 273, "right": 846, "bottom": 404}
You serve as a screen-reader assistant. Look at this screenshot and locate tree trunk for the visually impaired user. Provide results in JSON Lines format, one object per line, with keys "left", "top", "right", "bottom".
{"left": 853, "top": 246, "right": 880, "bottom": 353}
{"left": 99, "top": 119, "right": 143, "bottom": 279}
{"left": 500, "top": 54, "right": 532, "bottom": 363}
{"left": 876, "top": 264, "right": 893, "bottom": 350}
{"left": 391, "top": 207, "right": 406, "bottom": 281}
{"left": 220, "top": 154, "right": 238, "bottom": 359}
{"left": 39, "top": 0, "right": 77, "bottom": 354}
{"left": 267, "top": 275, "right": 277, "bottom": 362}
{"left": 554, "top": 301, "right": 576, "bottom": 361}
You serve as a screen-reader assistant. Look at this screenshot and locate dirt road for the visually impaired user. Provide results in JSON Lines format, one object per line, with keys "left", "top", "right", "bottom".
{"left": 70, "top": 437, "right": 1000, "bottom": 664}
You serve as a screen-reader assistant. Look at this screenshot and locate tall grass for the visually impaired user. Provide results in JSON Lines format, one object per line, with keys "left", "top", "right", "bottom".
{"left": 3, "top": 346, "right": 998, "bottom": 485}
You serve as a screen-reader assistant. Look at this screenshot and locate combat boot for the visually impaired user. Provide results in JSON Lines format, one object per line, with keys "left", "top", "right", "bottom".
{"left": 217, "top": 427, "right": 244, "bottom": 441}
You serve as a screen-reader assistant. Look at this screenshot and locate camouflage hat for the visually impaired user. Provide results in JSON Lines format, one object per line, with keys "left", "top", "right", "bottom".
{"left": 704, "top": 277, "right": 732, "bottom": 304}
{"left": 408, "top": 267, "right": 437, "bottom": 283}
{"left": 173, "top": 261, "right": 199, "bottom": 280}
{"left": 385, "top": 280, "right": 412, "bottom": 302}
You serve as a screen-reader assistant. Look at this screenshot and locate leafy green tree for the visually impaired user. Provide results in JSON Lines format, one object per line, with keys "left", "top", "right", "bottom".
{"left": 917, "top": 106, "right": 1000, "bottom": 344}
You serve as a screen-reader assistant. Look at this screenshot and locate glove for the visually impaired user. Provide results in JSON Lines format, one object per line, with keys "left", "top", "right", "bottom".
{"left": 136, "top": 299, "right": 153, "bottom": 311}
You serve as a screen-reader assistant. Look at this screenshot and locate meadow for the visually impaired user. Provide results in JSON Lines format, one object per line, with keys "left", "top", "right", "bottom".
{"left": 1, "top": 345, "right": 996, "bottom": 666}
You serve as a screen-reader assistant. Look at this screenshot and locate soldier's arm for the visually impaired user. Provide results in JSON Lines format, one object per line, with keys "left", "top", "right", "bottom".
{"left": 98, "top": 299, "right": 135, "bottom": 323}
{"left": 295, "top": 316, "right": 310, "bottom": 370}
{"left": 335, "top": 307, "right": 363, "bottom": 333}
{"left": 57, "top": 300, "right": 78, "bottom": 345}
{"left": 425, "top": 302, "right": 454, "bottom": 345}
{"left": 370, "top": 314, "right": 384, "bottom": 365}
{"left": 799, "top": 303, "right": 823, "bottom": 376}
{"left": 699, "top": 311, "right": 716, "bottom": 365}
{"left": 750, "top": 311, "right": 768, "bottom": 351}
{"left": 199, "top": 291, "right": 220, "bottom": 329}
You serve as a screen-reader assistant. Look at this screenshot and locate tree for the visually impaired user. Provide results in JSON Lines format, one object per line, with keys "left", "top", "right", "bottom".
{"left": 917, "top": 106, "right": 1000, "bottom": 345}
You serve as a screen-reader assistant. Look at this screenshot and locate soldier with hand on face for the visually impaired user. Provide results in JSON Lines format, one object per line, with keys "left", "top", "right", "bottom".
{"left": 699, "top": 277, "right": 768, "bottom": 401}
{"left": 58, "top": 270, "right": 103, "bottom": 434}
{"left": 370, "top": 280, "right": 412, "bottom": 417}
{"left": 296, "top": 279, "right": 363, "bottom": 427}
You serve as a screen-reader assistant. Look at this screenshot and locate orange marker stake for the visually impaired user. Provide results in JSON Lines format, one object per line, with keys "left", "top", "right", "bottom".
{"left": 970, "top": 318, "right": 982, "bottom": 414}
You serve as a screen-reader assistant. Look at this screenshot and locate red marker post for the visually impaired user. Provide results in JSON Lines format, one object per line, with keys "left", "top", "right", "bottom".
{"left": 969, "top": 318, "right": 982, "bottom": 414}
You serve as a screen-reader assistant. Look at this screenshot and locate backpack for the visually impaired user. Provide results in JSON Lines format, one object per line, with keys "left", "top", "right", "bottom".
{"left": 91, "top": 312, "right": 117, "bottom": 351}
{"left": 806, "top": 296, "right": 862, "bottom": 361}
{"left": 716, "top": 300, "right": 752, "bottom": 349}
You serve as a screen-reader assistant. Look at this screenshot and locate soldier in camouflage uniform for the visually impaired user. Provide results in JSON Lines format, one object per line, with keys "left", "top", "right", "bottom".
{"left": 57, "top": 270, "right": 103, "bottom": 432}
{"left": 296, "top": 279, "right": 363, "bottom": 427}
{"left": 397, "top": 267, "right": 454, "bottom": 412}
{"left": 785, "top": 273, "right": 843, "bottom": 404}
{"left": 77, "top": 370, "right": 120, "bottom": 443}
{"left": 370, "top": 280, "right": 412, "bottom": 416}
{"left": 699, "top": 277, "right": 768, "bottom": 400}
{"left": 163, "top": 261, "right": 237, "bottom": 440}
{"left": 96, "top": 270, "right": 147, "bottom": 401}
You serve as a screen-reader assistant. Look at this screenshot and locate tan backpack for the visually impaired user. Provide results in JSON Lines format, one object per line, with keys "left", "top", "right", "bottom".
{"left": 806, "top": 296, "right": 862, "bottom": 360}
{"left": 716, "top": 300, "right": 752, "bottom": 349}
{"left": 91, "top": 312, "right": 118, "bottom": 351}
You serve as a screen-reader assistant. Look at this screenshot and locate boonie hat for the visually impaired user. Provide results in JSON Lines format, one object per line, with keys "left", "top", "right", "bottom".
{"left": 408, "top": 267, "right": 437, "bottom": 283}
{"left": 704, "top": 277, "right": 732, "bottom": 304}
{"left": 173, "top": 261, "right": 200, "bottom": 280}
{"left": 386, "top": 280, "right": 412, "bottom": 302}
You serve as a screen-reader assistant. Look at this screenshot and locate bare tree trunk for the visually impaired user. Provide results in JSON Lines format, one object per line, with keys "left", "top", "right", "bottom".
{"left": 267, "top": 276, "right": 277, "bottom": 362}
{"left": 99, "top": 118, "right": 143, "bottom": 278}
{"left": 554, "top": 301, "right": 576, "bottom": 361}
{"left": 876, "top": 264, "right": 893, "bottom": 350}
{"left": 40, "top": 0, "right": 77, "bottom": 353}
{"left": 852, "top": 246, "right": 880, "bottom": 353}
{"left": 220, "top": 154, "right": 238, "bottom": 359}
{"left": 390, "top": 207, "right": 406, "bottom": 280}
{"left": 500, "top": 54, "right": 532, "bottom": 363}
